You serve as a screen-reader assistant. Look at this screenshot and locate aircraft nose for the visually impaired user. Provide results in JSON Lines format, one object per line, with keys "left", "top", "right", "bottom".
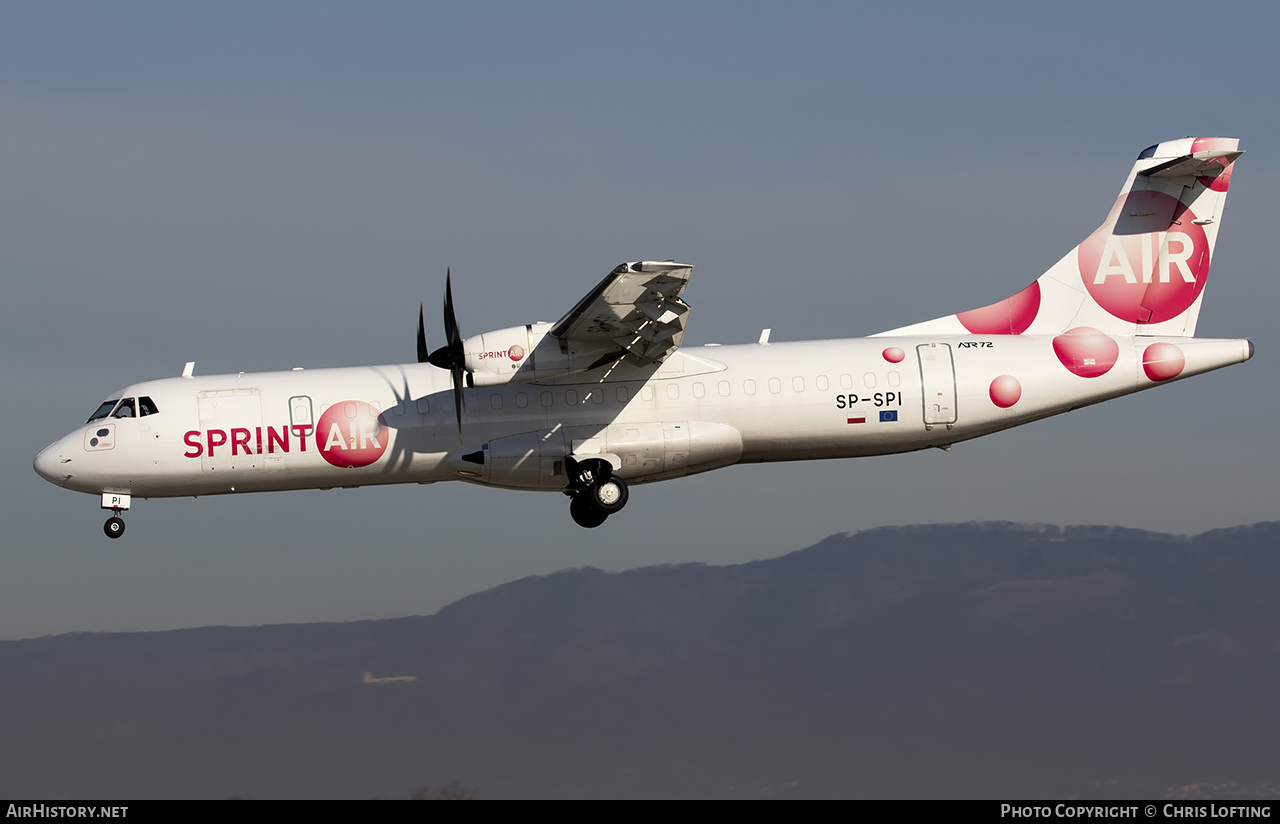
{"left": 34, "top": 439, "right": 67, "bottom": 485}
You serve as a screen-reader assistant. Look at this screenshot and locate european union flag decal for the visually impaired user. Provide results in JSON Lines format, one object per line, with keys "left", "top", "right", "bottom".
{"left": 879, "top": 410, "right": 898, "bottom": 422}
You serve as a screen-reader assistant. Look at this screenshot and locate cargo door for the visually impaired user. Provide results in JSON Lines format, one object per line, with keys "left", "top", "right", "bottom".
{"left": 197, "top": 388, "right": 263, "bottom": 473}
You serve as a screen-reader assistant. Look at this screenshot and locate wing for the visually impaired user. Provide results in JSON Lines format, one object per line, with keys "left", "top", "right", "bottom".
{"left": 550, "top": 260, "right": 694, "bottom": 367}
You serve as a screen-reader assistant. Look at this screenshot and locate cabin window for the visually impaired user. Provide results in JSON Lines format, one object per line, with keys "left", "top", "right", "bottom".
{"left": 840, "top": 374, "right": 853, "bottom": 390}
{"left": 292, "top": 396, "right": 314, "bottom": 425}
{"left": 744, "top": 379, "right": 757, "bottom": 396}
{"left": 565, "top": 389, "right": 578, "bottom": 405}
{"left": 718, "top": 381, "right": 730, "bottom": 397}
{"left": 641, "top": 385, "right": 654, "bottom": 402}
{"left": 793, "top": 377, "right": 805, "bottom": 393}
{"left": 87, "top": 400, "right": 120, "bottom": 423}
{"left": 816, "top": 375, "right": 829, "bottom": 391}
{"left": 666, "top": 384, "right": 679, "bottom": 400}
{"left": 516, "top": 392, "right": 529, "bottom": 409}
{"left": 768, "top": 378, "right": 781, "bottom": 394}
{"left": 693, "top": 382, "right": 705, "bottom": 399}
{"left": 540, "top": 391, "right": 553, "bottom": 408}
{"left": 888, "top": 371, "right": 901, "bottom": 387}
{"left": 491, "top": 394, "right": 503, "bottom": 410}
{"left": 416, "top": 397, "right": 431, "bottom": 414}
{"left": 864, "top": 372, "right": 877, "bottom": 388}
{"left": 590, "top": 389, "right": 603, "bottom": 404}
{"left": 616, "top": 387, "right": 629, "bottom": 404}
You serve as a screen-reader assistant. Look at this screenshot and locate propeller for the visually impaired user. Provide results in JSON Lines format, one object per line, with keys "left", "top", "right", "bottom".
{"left": 416, "top": 305, "right": 430, "bottom": 365}
{"left": 419, "top": 269, "right": 466, "bottom": 438}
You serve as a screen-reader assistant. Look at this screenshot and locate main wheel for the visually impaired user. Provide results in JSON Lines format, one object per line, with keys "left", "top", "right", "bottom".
{"left": 104, "top": 516, "right": 126, "bottom": 539}
{"left": 586, "top": 476, "right": 629, "bottom": 515}
{"left": 569, "top": 494, "right": 609, "bottom": 528}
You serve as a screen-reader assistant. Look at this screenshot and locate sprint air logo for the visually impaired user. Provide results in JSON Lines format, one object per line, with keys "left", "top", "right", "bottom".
{"left": 314, "top": 401, "right": 388, "bottom": 467}
{"left": 476, "top": 345, "right": 525, "bottom": 362}
{"left": 1078, "top": 191, "right": 1209, "bottom": 324}
{"left": 182, "top": 400, "right": 389, "bottom": 469}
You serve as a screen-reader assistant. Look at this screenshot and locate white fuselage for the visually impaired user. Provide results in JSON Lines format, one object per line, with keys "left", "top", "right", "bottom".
{"left": 34, "top": 139, "right": 1255, "bottom": 531}
{"left": 34, "top": 333, "right": 1252, "bottom": 502}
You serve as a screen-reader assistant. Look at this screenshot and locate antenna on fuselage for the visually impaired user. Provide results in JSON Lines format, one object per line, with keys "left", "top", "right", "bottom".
{"left": 181, "top": 362, "right": 195, "bottom": 378}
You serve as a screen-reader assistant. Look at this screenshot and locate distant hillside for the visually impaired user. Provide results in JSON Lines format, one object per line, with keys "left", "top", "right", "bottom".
{"left": 2, "top": 522, "right": 1279, "bottom": 799}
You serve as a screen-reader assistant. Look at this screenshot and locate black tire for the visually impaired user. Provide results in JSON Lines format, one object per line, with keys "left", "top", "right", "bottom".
{"left": 104, "top": 516, "right": 126, "bottom": 539}
{"left": 569, "top": 494, "right": 609, "bottom": 528}
{"left": 586, "top": 476, "right": 628, "bottom": 514}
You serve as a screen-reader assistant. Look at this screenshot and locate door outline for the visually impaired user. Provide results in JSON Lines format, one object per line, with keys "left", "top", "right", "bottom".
{"left": 917, "top": 343, "right": 957, "bottom": 430}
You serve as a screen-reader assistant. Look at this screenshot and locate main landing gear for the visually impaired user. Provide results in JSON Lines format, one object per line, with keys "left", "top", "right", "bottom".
{"left": 565, "top": 458, "right": 629, "bottom": 529}
{"left": 104, "top": 511, "right": 126, "bottom": 539}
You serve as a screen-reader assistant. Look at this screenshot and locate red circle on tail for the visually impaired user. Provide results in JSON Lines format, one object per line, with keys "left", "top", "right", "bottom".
{"left": 1077, "top": 192, "right": 1209, "bottom": 324}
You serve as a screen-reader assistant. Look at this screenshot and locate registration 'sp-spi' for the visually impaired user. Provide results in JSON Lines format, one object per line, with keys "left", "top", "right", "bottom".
{"left": 36, "top": 138, "right": 1253, "bottom": 536}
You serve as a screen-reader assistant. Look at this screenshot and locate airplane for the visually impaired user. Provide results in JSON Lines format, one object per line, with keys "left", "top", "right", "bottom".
{"left": 35, "top": 137, "right": 1253, "bottom": 537}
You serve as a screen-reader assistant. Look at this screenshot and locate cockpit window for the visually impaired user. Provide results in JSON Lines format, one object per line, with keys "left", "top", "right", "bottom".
{"left": 138, "top": 396, "right": 159, "bottom": 417}
{"left": 112, "top": 398, "right": 136, "bottom": 419}
{"left": 87, "top": 400, "right": 120, "bottom": 423}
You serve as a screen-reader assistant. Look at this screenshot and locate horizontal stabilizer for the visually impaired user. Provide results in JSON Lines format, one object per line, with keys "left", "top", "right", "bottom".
{"left": 1141, "top": 149, "right": 1244, "bottom": 180}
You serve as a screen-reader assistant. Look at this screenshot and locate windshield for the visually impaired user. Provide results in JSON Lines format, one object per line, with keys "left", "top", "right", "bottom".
{"left": 87, "top": 400, "right": 120, "bottom": 423}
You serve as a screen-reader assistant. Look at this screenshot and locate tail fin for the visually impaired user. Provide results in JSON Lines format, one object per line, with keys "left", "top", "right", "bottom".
{"left": 878, "top": 137, "right": 1242, "bottom": 338}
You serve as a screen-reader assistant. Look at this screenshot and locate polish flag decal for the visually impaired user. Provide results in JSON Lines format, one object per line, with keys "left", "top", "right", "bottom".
{"left": 847, "top": 415, "right": 866, "bottom": 424}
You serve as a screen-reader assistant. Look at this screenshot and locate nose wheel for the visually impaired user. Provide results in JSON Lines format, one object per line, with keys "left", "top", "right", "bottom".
{"left": 104, "top": 513, "right": 126, "bottom": 539}
{"left": 566, "top": 458, "right": 629, "bottom": 528}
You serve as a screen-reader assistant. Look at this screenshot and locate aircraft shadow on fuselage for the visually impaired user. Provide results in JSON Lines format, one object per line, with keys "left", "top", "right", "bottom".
{"left": 368, "top": 358, "right": 664, "bottom": 476}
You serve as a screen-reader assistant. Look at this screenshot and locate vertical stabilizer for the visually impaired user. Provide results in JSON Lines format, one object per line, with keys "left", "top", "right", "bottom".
{"left": 877, "top": 137, "right": 1241, "bottom": 338}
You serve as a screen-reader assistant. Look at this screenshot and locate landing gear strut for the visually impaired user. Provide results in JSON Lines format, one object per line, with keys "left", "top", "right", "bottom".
{"left": 104, "top": 512, "right": 126, "bottom": 539}
{"left": 565, "top": 458, "right": 629, "bottom": 528}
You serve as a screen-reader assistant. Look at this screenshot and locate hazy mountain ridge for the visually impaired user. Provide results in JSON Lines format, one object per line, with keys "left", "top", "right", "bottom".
{"left": 2, "top": 521, "right": 1278, "bottom": 799}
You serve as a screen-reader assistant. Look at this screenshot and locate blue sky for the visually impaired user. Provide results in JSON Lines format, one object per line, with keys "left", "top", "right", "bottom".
{"left": 5, "top": 2, "right": 1279, "bottom": 639}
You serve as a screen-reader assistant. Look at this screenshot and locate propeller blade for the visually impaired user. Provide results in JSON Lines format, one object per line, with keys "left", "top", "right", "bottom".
{"left": 416, "top": 304, "right": 430, "bottom": 364}
{"left": 422, "top": 268, "right": 466, "bottom": 438}
{"left": 445, "top": 270, "right": 464, "bottom": 437}
{"left": 451, "top": 362, "right": 465, "bottom": 438}
{"left": 426, "top": 269, "right": 463, "bottom": 371}
{"left": 443, "top": 268, "right": 460, "bottom": 350}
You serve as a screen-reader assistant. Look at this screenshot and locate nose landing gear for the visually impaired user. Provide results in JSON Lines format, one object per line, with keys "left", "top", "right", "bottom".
{"left": 565, "top": 458, "right": 629, "bottom": 528}
{"left": 99, "top": 493, "right": 131, "bottom": 539}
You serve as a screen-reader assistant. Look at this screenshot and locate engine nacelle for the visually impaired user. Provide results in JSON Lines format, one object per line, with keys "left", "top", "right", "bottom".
{"left": 571, "top": 421, "right": 743, "bottom": 483}
{"left": 463, "top": 323, "right": 619, "bottom": 387}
